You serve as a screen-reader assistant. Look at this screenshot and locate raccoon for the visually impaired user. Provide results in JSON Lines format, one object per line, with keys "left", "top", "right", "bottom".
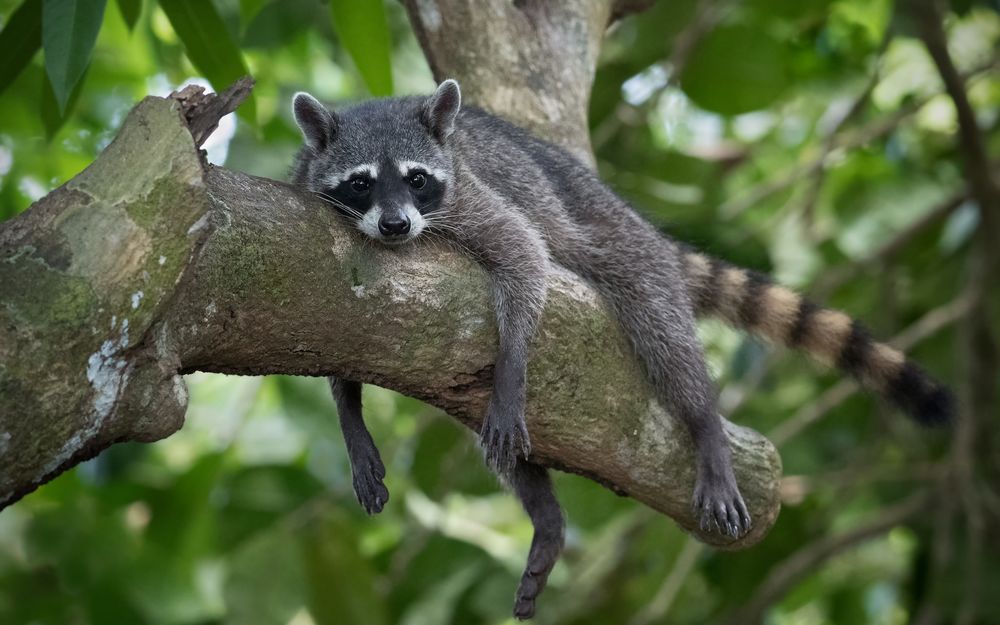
{"left": 290, "top": 80, "right": 954, "bottom": 619}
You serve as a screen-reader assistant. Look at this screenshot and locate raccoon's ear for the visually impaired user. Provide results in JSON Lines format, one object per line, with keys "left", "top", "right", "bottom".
{"left": 293, "top": 92, "right": 338, "bottom": 150}
{"left": 422, "top": 79, "right": 461, "bottom": 142}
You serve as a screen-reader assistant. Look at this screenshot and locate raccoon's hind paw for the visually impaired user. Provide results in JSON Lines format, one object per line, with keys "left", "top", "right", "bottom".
{"left": 512, "top": 523, "right": 563, "bottom": 620}
{"left": 351, "top": 447, "right": 389, "bottom": 515}
{"left": 693, "top": 471, "right": 752, "bottom": 538}
{"left": 479, "top": 411, "right": 531, "bottom": 476}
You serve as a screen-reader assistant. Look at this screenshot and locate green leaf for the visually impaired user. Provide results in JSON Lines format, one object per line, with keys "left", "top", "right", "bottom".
{"left": 680, "top": 23, "right": 788, "bottom": 115}
{"left": 41, "top": 64, "right": 87, "bottom": 139}
{"left": 0, "top": 0, "right": 43, "bottom": 98}
{"left": 239, "top": 0, "right": 269, "bottom": 21}
{"left": 302, "top": 512, "right": 389, "bottom": 625}
{"left": 159, "top": 0, "right": 256, "bottom": 122}
{"left": 329, "top": 0, "right": 393, "bottom": 96}
{"left": 224, "top": 523, "right": 308, "bottom": 625}
{"left": 243, "top": 0, "right": 321, "bottom": 49}
{"left": 42, "top": 0, "right": 107, "bottom": 113}
{"left": 115, "top": 0, "right": 141, "bottom": 30}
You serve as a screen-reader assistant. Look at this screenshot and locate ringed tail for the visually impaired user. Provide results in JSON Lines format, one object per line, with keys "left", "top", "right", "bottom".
{"left": 680, "top": 248, "right": 955, "bottom": 426}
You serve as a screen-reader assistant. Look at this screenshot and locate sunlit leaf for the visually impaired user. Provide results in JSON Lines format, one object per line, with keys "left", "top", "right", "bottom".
{"left": 329, "top": 0, "right": 393, "bottom": 96}
{"left": 0, "top": 0, "right": 43, "bottom": 98}
{"left": 42, "top": 0, "right": 107, "bottom": 113}
{"left": 159, "top": 0, "right": 256, "bottom": 122}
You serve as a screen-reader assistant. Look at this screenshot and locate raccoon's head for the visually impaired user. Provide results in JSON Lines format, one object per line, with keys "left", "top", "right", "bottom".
{"left": 291, "top": 80, "right": 462, "bottom": 245}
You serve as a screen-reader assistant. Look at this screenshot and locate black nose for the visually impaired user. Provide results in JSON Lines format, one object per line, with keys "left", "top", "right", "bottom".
{"left": 378, "top": 214, "right": 411, "bottom": 236}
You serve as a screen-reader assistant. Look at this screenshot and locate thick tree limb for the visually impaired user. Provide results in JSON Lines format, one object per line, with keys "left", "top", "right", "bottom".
{"left": 0, "top": 91, "right": 782, "bottom": 548}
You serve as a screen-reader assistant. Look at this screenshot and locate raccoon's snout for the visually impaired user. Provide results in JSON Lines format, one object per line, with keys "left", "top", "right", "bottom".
{"left": 358, "top": 203, "right": 425, "bottom": 244}
{"left": 378, "top": 213, "right": 411, "bottom": 236}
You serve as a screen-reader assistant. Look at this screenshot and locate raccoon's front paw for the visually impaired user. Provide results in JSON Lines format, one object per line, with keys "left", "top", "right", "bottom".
{"left": 479, "top": 411, "right": 531, "bottom": 475}
{"left": 692, "top": 467, "right": 752, "bottom": 538}
{"left": 350, "top": 447, "right": 389, "bottom": 515}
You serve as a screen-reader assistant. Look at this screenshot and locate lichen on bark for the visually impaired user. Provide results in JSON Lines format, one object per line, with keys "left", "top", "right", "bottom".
{"left": 0, "top": 97, "right": 210, "bottom": 505}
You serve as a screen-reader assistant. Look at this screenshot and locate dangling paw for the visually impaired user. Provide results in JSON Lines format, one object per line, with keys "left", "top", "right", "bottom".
{"left": 513, "top": 523, "right": 564, "bottom": 620}
{"left": 350, "top": 445, "right": 389, "bottom": 515}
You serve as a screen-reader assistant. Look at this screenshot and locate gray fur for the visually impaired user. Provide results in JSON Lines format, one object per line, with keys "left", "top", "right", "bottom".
{"left": 291, "top": 80, "right": 747, "bottom": 619}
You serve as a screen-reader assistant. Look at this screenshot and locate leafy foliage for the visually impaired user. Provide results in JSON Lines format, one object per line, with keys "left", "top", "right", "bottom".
{"left": 41, "top": 0, "right": 106, "bottom": 112}
{"left": 328, "top": 0, "right": 393, "bottom": 96}
{"left": 1, "top": 0, "right": 999, "bottom": 624}
{"left": 0, "top": 0, "right": 40, "bottom": 98}
{"left": 158, "top": 0, "right": 255, "bottom": 121}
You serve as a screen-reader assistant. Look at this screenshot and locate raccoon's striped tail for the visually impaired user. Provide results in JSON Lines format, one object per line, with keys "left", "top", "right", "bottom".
{"left": 680, "top": 249, "right": 955, "bottom": 426}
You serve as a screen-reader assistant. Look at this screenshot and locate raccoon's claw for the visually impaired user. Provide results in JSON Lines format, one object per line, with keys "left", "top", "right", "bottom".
{"left": 693, "top": 472, "right": 752, "bottom": 539}
{"left": 480, "top": 413, "right": 531, "bottom": 475}
{"left": 351, "top": 447, "right": 389, "bottom": 515}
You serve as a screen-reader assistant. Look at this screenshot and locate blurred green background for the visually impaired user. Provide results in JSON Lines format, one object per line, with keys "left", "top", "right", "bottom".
{"left": 1, "top": 0, "right": 998, "bottom": 624}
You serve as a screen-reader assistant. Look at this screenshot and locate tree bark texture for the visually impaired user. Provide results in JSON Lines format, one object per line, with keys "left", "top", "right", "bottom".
{"left": 0, "top": 93, "right": 782, "bottom": 548}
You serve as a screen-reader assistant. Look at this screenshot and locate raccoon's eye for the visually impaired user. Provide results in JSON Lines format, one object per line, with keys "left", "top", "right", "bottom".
{"left": 408, "top": 172, "right": 427, "bottom": 190}
{"left": 349, "top": 176, "right": 371, "bottom": 194}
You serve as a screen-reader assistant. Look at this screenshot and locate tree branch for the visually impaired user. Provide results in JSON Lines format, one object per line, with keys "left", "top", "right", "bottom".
{"left": 0, "top": 92, "right": 782, "bottom": 548}
{"left": 908, "top": 2, "right": 1000, "bottom": 621}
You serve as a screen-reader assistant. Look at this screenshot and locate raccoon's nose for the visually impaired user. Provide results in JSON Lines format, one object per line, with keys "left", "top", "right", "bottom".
{"left": 378, "top": 214, "right": 411, "bottom": 236}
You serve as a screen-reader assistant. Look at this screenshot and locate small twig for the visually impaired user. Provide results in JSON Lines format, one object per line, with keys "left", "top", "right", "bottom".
{"left": 666, "top": 0, "right": 731, "bottom": 81}
{"left": 798, "top": 28, "right": 894, "bottom": 232}
{"left": 910, "top": 0, "right": 1000, "bottom": 227}
{"left": 718, "top": 349, "right": 779, "bottom": 417}
{"left": 627, "top": 537, "right": 704, "bottom": 625}
{"left": 719, "top": 56, "right": 998, "bottom": 218}
{"left": 720, "top": 491, "right": 931, "bottom": 625}
{"left": 592, "top": 0, "right": 734, "bottom": 151}
{"left": 911, "top": 480, "right": 956, "bottom": 625}
{"left": 810, "top": 190, "right": 967, "bottom": 299}
{"left": 780, "top": 462, "right": 940, "bottom": 502}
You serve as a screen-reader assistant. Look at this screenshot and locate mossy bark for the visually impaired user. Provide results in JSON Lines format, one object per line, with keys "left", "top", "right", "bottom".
{"left": 0, "top": 93, "right": 781, "bottom": 548}
{"left": 0, "top": 97, "right": 209, "bottom": 505}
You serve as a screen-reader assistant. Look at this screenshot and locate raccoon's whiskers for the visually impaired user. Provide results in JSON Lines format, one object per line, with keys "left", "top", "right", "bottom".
{"left": 314, "top": 192, "right": 364, "bottom": 220}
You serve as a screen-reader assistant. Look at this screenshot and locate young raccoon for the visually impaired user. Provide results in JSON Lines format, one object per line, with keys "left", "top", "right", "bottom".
{"left": 290, "top": 80, "right": 954, "bottom": 619}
